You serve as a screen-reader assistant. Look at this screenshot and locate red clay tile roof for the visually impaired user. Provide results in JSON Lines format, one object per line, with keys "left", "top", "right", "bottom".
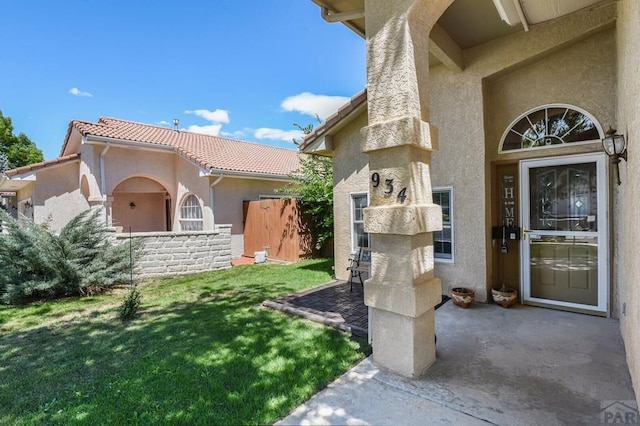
{"left": 64, "top": 117, "right": 301, "bottom": 177}
{"left": 4, "top": 153, "right": 80, "bottom": 177}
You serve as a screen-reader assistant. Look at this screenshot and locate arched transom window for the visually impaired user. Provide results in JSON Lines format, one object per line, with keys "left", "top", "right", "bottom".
{"left": 499, "top": 105, "right": 603, "bottom": 153}
{"left": 180, "top": 194, "right": 203, "bottom": 231}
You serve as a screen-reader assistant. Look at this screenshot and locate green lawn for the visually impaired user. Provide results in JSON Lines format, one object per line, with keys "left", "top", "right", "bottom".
{"left": 0, "top": 259, "right": 370, "bottom": 425}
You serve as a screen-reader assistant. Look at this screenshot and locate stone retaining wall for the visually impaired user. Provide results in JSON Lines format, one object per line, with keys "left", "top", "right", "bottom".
{"left": 114, "top": 225, "right": 232, "bottom": 278}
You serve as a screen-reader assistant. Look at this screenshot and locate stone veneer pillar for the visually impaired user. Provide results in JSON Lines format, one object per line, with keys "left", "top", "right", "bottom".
{"left": 362, "top": 0, "right": 443, "bottom": 378}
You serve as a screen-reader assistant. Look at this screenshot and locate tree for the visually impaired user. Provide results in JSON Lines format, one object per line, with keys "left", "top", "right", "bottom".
{"left": 278, "top": 119, "right": 334, "bottom": 256}
{"left": 0, "top": 151, "right": 7, "bottom": 173}
{"left": 0, "top": 209, "right": 142, "bottom": 304}
{"left": 0, "top": 110, "right": 44, "bottom": 169}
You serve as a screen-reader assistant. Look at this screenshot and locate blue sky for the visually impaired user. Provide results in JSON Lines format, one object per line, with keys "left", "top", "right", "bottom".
{"left": 0, "top": 1, "right": 366, "bottom": 160}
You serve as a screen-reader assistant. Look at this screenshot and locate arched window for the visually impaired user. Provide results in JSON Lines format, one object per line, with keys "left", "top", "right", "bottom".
{"left": 499, "top": 105, "right": 603, "bottom": 153}
{"left": 180, "top": 195, "right": 203, "bottom": 231}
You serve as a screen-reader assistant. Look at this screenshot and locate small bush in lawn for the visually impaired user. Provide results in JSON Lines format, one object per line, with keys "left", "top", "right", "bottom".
{"left": 0, "top": 209, "right": 142, "bottom": 304}
{"left": 119, "top": 288, "right": 142, "bottom": 321}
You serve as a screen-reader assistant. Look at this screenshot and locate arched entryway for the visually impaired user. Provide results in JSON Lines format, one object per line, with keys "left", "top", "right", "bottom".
{"left": 112, "top": 177, "right": 171, "bottom": 232}
{"left": 491, "top": 104, "right": 608, "bottom": 316}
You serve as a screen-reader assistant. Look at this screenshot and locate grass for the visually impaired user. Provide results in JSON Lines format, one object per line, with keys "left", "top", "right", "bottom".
{"left": 0, "top": 259, "right": 370, "bottom": 425}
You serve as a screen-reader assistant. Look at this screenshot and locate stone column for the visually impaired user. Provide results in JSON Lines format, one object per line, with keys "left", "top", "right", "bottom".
{"left": 362, "top": 0, "right": 443, "bottom": 378}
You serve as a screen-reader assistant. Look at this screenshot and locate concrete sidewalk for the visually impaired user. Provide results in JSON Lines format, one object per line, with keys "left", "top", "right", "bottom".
{"left": 277, "top": 302, "right": 637, "bottom": 425}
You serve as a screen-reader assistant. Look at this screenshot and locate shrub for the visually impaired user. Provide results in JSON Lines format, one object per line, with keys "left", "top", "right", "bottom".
{"left": 0, "top": 209, "right": 142, "bottom": 304}
{"left": 119, "top": 288, "right": 142, "bottom": 321}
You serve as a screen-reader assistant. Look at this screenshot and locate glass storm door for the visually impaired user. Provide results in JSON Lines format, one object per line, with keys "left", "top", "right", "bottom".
{"left": 520, "top": 153, "right": 608, "bottom": 315}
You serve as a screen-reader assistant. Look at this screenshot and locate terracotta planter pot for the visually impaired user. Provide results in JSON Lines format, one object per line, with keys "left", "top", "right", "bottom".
{"left": 451, "top": 287, "right": 474, "bottom": 308}
{"left": 492, "top": 288, "right": 518, "bottom": 308}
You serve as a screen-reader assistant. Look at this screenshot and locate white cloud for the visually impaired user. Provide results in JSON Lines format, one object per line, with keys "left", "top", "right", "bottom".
{"left": 187, "top": 124, "right": 223, "bottom": 136}
{"left": 185, "top": 109, "right": 229, "bottom": 123}
{"left": 157, "top": 120, "right": 170, "bottom": 125}
{"left": 68, "top": 87, "right": 93, "bottom": 97}
{"left": 281, "top": 92, "right": 349, "bottom": 119}
{"left": 254, "top": 127, "right": 304, "bottom": 142}
{"left": 220, "top": 129, "right": 248, "bottom": 139}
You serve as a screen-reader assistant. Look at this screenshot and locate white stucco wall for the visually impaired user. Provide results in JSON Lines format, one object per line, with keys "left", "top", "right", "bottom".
{"left": 615, "top": 0, "right": 640, "bottom": 407}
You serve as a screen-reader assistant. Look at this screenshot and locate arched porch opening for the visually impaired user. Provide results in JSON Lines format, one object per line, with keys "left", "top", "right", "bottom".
{"left": 112, "top": 176, "right": 170, "bottom": 232}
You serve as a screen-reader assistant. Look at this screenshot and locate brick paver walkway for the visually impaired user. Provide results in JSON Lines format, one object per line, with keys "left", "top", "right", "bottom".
{"left": 263, "top": 280, "right": 368, "bottom": 336}
{"left": 264, "top": 280, "right": 450, "bottom": 338}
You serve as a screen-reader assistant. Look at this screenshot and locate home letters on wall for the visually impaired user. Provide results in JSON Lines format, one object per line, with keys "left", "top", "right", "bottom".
{"left": 502, "top": 174, "right": 516, "bottom": 226}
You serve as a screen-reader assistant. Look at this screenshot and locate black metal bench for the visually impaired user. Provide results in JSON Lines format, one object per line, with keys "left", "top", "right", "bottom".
{"left": 346, "top": 247, "right": 371, "bottom": 292}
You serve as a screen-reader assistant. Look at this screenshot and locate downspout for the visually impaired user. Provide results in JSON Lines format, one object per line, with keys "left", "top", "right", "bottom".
{"left": 99, "top": 142, "right": 111, "bottom": 225}
{"left": 512, "top": 0, "right": 530, "bottom": 32}
{"left": 209, "top": 174, "right": 224, "bottom": 228}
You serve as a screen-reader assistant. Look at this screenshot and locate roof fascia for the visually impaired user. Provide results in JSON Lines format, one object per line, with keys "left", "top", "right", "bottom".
{"left": 0, "top": 171, "right": 36, "bottom": 192}
{"left": 83, "top": 135, "right": 174, "bottom": 153}
{"left": 4, "top": 158, "right": 80, "bottom": 181}
{"left": 202, "top": 168, "right": 293, "bottom": 182}
{"left": 59, "top": 121, "right": 78, "bottom": 157}
{"left": 301, "top": 98, "right": 367, "bottom": 154}
{"left": 301, "top": 135, "right": 334, "bottom": 156}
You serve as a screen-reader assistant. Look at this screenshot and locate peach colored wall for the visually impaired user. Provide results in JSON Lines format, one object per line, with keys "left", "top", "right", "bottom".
{"left": 112, "top": 192, "right": 166, "bottom": 232}
{"left": 79, "top": 144, "right": 102, "bottom": 203}
{"left": 174, "top": 154, "right": 213, "bottom": 231}
{"left": 11, "top": 140, "right": 289, "bottom": 262}
{"left": 23, "top": 162, "right": 89, "bottom": 231}
{"left": 112, "top": 177, "right": 168, "bottom": 232}
{"left": 102, "top": 146, "right": 176, "bottom": 200}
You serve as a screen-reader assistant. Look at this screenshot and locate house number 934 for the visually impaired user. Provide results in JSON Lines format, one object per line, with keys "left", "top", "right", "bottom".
{"left": 371, "top": 172, "right": 407, "bottom": 203}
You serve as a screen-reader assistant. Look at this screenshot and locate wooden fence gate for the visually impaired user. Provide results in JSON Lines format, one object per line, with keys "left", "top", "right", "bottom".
{"left": 242, "top": 198, "right": 310, "bottom": 262}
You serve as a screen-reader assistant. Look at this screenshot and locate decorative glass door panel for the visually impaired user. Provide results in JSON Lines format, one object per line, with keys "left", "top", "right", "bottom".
{"left": 521, "top": 154, "right": 608, "bottom": 314}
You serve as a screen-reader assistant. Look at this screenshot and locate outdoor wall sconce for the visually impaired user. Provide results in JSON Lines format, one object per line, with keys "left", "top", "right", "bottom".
{"left": 129, "top": 202, "right": 136, "bottom": 209}
{"left": 24, "top": 200, "right": 32, "bottom": 209}
{"left": 602, "top": 127, "right": 627, "bottom": 185}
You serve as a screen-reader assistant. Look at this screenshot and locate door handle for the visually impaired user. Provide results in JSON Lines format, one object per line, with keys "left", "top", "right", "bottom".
{"left": 522, "top": 226, "right": 528, "bottom": 239}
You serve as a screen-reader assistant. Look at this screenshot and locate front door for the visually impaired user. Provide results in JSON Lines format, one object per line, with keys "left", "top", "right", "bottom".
{"left": 520, "top": 153, "right": 608, "bottom": 315}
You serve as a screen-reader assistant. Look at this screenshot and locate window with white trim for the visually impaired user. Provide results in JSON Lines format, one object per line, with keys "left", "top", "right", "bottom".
{"left": 180, "top": 194, "right": 203, "bottom": 231}
{"left": 351, "top": 193, "right": 370, "bottom": 252}
{"left": 433, "top": 188, "right": 453, "bottom": 261}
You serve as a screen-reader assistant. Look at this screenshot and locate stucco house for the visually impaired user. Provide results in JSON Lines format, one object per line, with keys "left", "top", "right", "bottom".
{"left": 0, "top": 117, "right": 300, "bottom": 267}
{"left": 306, "top": 0, "right": 640, "bottom": 400}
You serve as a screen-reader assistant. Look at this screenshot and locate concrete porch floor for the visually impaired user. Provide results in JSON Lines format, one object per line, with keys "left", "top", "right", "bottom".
{"left": 277, "top": 302, "right": 637, "bottom": 425}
